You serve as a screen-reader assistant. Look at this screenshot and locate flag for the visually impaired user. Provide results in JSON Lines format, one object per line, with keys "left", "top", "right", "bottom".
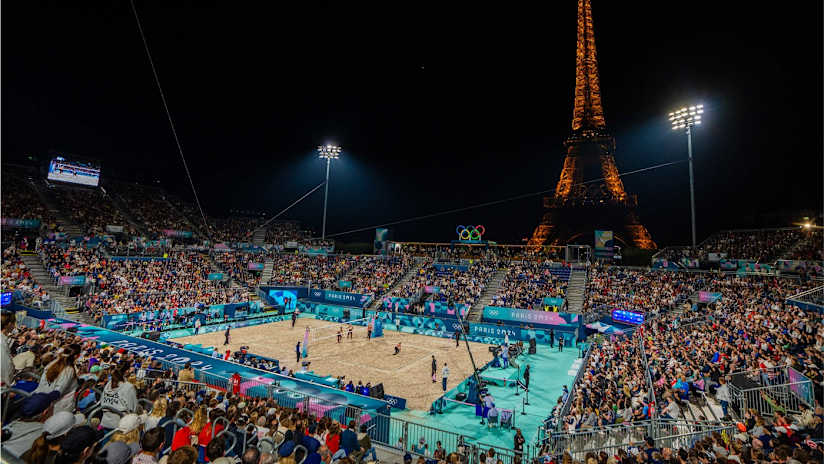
{"left": 302, "top": 327, "right": 309, "bottom": 358}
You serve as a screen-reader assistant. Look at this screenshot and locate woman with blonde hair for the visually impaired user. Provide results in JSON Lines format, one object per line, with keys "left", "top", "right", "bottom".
{"left": 171, "top": 406, "right": 207, "bottom": 451}
{"left": 144, "top": 397, "right": 167, "bottom": 430}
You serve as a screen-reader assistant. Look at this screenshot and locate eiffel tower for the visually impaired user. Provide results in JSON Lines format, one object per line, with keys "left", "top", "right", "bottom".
{"left": 529, "top": 0, "right": 656, "bottom": 249}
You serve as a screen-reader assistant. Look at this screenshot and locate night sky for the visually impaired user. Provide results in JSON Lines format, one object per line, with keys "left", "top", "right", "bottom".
{"left": 3, "top": 1, "right": 822, "bottom": 246}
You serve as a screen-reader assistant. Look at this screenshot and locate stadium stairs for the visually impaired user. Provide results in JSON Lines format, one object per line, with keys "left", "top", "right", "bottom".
{"left": 19, "top": 254, "right": 94, "bottom": 324}
{"left": 30, "top": 180, "right": 84, "bottom": 236}
{"left": 106, "top": 190, "right": 146, "bottom": 235}
{"left": 366, "top": 256, "right": 427, "bottom": 310}
{"left": 261, "top": 258, "right": 275, "bottom": 283}
{"left": 466, "top": 267, "right": 508, "bottom": 322}
{"left": 564, "top": 266, "right": 587, "bottom": 314}
{"left": 779, "top": 233, "right": 814, "bottom": 260}
{"left": 161, "top": 196, "right": 208, "bottom": 239}
{"left": 251, "top": 228, "right": 267, "bottom": 246}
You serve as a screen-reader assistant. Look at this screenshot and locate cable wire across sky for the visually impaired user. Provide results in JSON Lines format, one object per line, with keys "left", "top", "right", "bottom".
{"left": 325, "top": 159, "right": 689, "bottom": 238}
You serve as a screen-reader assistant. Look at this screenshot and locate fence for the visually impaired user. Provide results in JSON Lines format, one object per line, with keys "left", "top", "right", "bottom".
{"left": 728, "top": 380, "right": 813, "bottom": 418}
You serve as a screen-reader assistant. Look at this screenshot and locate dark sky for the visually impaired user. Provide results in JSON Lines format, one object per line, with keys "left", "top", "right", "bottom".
{"left": 3, "top": 1, "right": 822, "bottom": 246}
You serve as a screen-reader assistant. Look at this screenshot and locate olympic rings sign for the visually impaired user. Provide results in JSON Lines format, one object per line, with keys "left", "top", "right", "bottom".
{"left": 456, "top": 225, "right": 485, "bottom": 241}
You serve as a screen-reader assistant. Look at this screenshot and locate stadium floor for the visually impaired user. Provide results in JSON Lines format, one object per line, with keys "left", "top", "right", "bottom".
{"left": 172, "top": 318, "right": 495, "bottom": 410}
{"left": 391, "top": 346, "right": 579, "bottom": 451}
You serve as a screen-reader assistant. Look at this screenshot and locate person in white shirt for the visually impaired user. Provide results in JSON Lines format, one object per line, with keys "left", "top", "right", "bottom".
{"left": 715, "top": 377, "right": 730, "bottom": 418}
{"left": 33, "top": 346, "right": 79, "bottom": 413}
{"left": 1, "top": 312, "right": 17, "bottom": 387}
{"left": 100, "top": 365, "right": 138, "bottom": 430}
{"left": 441, "top": 364, "right": 450, "bottom": 392}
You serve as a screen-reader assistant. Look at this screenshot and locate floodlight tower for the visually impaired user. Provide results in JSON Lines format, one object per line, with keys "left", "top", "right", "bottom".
{"left": 318, "top": 145, "right": 341, "bottom": 240}
{"left": 668, "top": 104, "right": 703, "bottom": 247}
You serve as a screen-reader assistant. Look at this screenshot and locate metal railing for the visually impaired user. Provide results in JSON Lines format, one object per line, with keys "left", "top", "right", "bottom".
{"left": 728, "top": 380, "right": 813, "bottom": 418}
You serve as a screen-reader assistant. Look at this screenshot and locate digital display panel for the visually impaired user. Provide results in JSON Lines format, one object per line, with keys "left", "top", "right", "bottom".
{"left": 611, "top": 308, "right": 644, "bottom": 325}
{"left": 48, "top": 156, "right": 101, "bottom": 186}
{"left": 1, "top": 292, "right": 12, "bottom": 307}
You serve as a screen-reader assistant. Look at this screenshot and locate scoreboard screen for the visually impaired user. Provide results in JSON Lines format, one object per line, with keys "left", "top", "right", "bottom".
{"left": 611, "top": 308, "right": 644, "bottom": 325}
{"left": 48, "top": 156, "right": 101, "bottom": 186}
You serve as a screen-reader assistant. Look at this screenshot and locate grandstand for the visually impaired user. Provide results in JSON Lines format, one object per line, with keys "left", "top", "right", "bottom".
{"left": 3, "top": 166, "right": 823, "bottom": 464}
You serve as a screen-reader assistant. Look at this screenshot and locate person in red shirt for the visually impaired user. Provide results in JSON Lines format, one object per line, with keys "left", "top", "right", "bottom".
{"left": 325, "top": 423, "right": 341, "bottom": 454}
{"left": 231, "top": 372, "right": 242, "bottom": 395}
{"left": 198, "top": 409, "right": 226, "bottom": 461}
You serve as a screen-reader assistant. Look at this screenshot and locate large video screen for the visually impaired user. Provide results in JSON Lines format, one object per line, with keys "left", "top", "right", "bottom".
{"left": 47, "top": 156, "right": 101, "bottom": 186}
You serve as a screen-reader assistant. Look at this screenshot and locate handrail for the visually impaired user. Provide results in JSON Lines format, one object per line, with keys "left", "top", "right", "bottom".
{"left": 215, "top": 427, "right": 238, "bottom": 456}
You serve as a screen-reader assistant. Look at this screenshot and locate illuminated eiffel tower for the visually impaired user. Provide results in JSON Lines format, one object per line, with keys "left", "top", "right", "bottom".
{"left": 529, "top": 0, "right": 655, "bottom": 249}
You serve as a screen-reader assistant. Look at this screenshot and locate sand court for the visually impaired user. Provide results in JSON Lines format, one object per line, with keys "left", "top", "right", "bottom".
{"left": 173, "top": 317, "right": 494, "bottom": 410}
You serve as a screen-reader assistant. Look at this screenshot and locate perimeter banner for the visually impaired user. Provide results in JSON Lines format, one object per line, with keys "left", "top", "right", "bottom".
{"left": 309, "top": 289, "right": 372, "bottom": 308}
{"left": 482, "top": 305, "right": 580, "bottom": 329}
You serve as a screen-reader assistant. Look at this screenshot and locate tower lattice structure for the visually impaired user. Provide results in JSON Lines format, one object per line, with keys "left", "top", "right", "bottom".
{"left": 529, "top": 0, "right": 655, "bottom": 250}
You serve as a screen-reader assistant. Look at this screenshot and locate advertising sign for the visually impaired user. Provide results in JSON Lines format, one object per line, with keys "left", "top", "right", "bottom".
{"left": 106, "top": 225, "right": 124, "bottom": 233}
{"left": 247, "top": 262, "right": 265, "bottom": 271}
{"left": 309, "top": 289, "right": 372, "bottom": 308}
{"left": 482, "top": 306, "right": 580, "bottom": 329}
{"left": 207, "top": 273, "right": 225, "bottom": 281}
{"left": 1, "top": 292, "right": 12, "bottom": 306}
{"left": 698, "top": 291, "right": 722, "bottom": 303}
{"left": 59, "top": 275, "right": 87, "bottom": 286}
{"left": 163, "top": 230, "right": 193, "bottom": 238}
{"left": 1, "top": 218, "right": 41, "bottom": 228}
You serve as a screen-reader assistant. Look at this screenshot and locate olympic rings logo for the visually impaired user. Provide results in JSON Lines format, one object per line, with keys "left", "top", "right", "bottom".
{"left": 456, "top": 225, "right": 485, "bottom": 241}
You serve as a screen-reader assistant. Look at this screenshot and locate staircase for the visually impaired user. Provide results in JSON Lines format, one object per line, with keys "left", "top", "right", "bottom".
{"left": 251, "top": 228, "right": 267, "bottom": 246}
{"left": 162, "top": 197, "right": 208, "bottom": 239}
{"left": 30, "top": 181, "right": 84, "bottom": 236}
{"left": 19, "top": 254, "right": 95, "bottom": 324}
{"left": 260, "top": 258, "right": 275, "bottom": 284}
{"left": 367, "top": 257, "right": 426, "bottom": 310}
{"left": 565, "top": 266, "right": 588, "bottom": 314}
{"left": 107, "top": 191, "right": 146, "bottom": 236}
{"left": 466, "top": 267, "right": 508, "bottom": 322}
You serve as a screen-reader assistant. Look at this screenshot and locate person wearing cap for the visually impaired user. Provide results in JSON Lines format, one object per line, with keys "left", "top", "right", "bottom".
{"left": 1, "top": 390, "right": 61, "bottom": 457}
{"left": 20, "top": 410, "right": 83, "bottom": 464}
{"left": 99, "top": 441, "right": 135, "bottom": 464}
{"left": 108, "top": 413, "right": 144, "bottom": 456}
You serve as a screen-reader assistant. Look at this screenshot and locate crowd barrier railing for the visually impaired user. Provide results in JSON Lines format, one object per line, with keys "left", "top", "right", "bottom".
{"left": 728, "top": 380, "right": 813, "bottom": 418}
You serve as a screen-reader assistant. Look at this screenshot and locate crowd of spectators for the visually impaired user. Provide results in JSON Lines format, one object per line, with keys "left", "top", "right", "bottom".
{"left": 787, "top": 231, "right": 823, "bottom": 261}
{"left": 265, "top": 223, "right": 312, "bottom": 245}
{"left": 491, "top": 261, "right": 568, "bottom": 310}
{"left": 543, "top": 272, "right": 823, "bottom": 464}
{"left": 267, "top": 255, "right": 355, "bottom": 289}
{"left": 0, "top": 314, "right": 388, "bottom": 464}
{"left": 206, "top": 217, "right": 263, "bottom": 244}
{"left": 396, "top": 244, "right": 564, "bottom": 262}
{"left": 212, "top": 251, "right": 270, "bottom": 288}
{"left": 344, "top": 256, "right": 414, "bottom": 297}
{"left": 1, "top": 173, "right": 56, "bottom": 227}
{"left": 583, "top": 267, "right": 706, "bottom": 313}
{"left": 110, "top": 182, "right": 192, "bottom": 239}
{"left": 53, "top": 187, "right": 135, "bottom": 237}
{"left": 392, "top": 261, "right": 496, "bottom": 307}
{"left": 1, "top": 247, "right": 51, "bottom": 308}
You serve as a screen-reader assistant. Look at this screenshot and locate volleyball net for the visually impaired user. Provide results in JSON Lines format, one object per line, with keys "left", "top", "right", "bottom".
{"left": 309, "top": 318, "right": 372, "bottom": 344}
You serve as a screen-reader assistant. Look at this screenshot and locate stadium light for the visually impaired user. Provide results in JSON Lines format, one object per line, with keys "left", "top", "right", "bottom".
{"left": 668, "top": 104, "right": 704, "bottom": 248}
{"left": 318, "top": 145, "right": 342, "bottom": 239}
